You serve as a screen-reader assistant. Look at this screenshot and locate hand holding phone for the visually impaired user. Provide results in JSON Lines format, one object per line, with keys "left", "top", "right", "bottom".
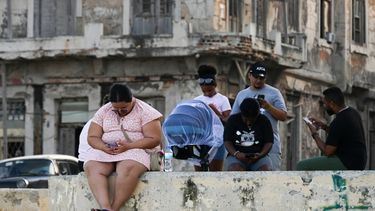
{"left": 257, "top": 94, "right": 265, "bottom": 101}
{"left": 245, "top": 153, "right": 257, "bottom": 158}
{"left": 303, "top": 117, "right": 313, "bottom": 125}
{"left": 106, "top": 143, "right": 118, "bottom": 149}
{"left": 303, "top": 117, "right": 317, "bottom": 130}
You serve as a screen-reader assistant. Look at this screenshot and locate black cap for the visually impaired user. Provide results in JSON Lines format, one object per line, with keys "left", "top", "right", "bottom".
{"left": 250, "top": 62, "right": 267, "bottom": 77}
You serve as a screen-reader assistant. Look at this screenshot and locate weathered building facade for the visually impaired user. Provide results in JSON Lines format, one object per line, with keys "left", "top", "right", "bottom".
{"left": 0, "top": 0, "right": 374, "bottom": 170}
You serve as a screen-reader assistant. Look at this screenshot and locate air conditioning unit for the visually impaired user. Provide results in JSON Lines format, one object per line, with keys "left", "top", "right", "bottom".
{"left": 325, "top": 32, "right": 335, "bottom": 43}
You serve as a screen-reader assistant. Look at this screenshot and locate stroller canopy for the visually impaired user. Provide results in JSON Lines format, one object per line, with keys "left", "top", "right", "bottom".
{"left": 162, "top": 100, "right": 224, "bottom": 148}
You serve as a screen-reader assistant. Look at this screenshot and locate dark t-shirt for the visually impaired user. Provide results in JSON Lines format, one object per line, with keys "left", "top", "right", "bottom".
{"left": 326, "top": 107, "right": 367, "bottom": 170}
{"left": 224, "top": 113, "right": 273, "bottom": 153}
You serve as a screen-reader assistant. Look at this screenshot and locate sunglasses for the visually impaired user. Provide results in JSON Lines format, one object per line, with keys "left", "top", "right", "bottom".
{"left": 198, "top": 78, "right": 215, "bottom": 85}
{"left": 251, "top": 74, "right": 265, "bottom": 80}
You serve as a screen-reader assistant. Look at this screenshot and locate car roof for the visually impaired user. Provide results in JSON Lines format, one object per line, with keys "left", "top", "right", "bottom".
{"left": 0, "top": 154, "right": 78, "bottom": 163}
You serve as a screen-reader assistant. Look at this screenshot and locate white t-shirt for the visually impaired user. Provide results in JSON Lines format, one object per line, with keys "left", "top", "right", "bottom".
{"left": 194, "top": 93, "right": 231, "bottom": 113}
{"left": 78, "top": 119, "right": 92, "bottom": 162}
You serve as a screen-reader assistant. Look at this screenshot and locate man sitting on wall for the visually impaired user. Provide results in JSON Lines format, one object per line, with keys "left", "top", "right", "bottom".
{"left": 297, "top": 86, "right": 367, "bottom": 170}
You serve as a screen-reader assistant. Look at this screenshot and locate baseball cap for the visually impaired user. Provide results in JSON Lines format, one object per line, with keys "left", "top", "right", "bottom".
{"left": 250, "top": 62, "right": 267, "bottom": 77}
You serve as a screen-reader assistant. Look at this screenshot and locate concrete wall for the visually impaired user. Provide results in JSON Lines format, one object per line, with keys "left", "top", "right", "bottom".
{"left": 0, "top": 0, "right": 375, "bottom": 169}
{"left": 0, "top": 188, "right": 48, "bottom": 211}
{"left": 1, "top": 171, "right": 375, "bottom": 211}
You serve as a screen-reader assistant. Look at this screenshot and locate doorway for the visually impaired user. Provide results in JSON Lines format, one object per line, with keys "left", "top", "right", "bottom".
{"left": 57, "top": 98, "right": 89, "bottom": 156}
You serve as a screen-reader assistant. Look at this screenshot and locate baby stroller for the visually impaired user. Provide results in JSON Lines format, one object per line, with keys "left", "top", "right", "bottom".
{"left": 162, "top": 100, "right": 224, "bottom": 171}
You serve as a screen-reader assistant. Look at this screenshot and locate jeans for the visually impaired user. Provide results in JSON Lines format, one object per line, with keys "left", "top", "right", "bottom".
{"left": 268, "top": 153, "right": 281, "bottom": 170}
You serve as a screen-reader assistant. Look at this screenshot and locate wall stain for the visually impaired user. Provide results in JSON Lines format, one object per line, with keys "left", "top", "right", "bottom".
{"left": 320, "top": 174, "right": 372, "bottom": 210}
{"left": 181, "top": 178, "right": 198, "bottom": 208}
{"left": 28, "top": 192, "right": 40, "bottom": 205}
{"left": 301, "top": 175, "right": 313, "bottom": 185}
{"left": 4, "top": 192, "right": 22, "bottom": 205}
{"left": 238, "top": 186, "right": 255, "bottom": 207}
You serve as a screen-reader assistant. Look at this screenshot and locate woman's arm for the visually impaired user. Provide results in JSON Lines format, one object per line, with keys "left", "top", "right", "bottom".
{"left": 115, "top": 119, "right": 162, "bottom": 152}
{"left": 88, "top": 122, "right": 115, "bottom": 154}
{"left": 208, "top": 104, "right": 231, "bottom": 122}
{"left": 220, "top": 110, "right": 232, "bottom": 122}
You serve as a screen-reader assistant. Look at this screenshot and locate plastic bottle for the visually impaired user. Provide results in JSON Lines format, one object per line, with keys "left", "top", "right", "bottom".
{"left": 164, "top": 147, "right": 173, "bottom": 172}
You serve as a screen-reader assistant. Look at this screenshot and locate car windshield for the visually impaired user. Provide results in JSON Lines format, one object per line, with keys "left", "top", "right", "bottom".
{"left": 0, "top": 159, "right": 55, "bottom": 179}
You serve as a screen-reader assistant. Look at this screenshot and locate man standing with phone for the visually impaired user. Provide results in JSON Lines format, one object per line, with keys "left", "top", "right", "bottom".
{"left": 231, "top": 62, "right": 287, "bottom": 170}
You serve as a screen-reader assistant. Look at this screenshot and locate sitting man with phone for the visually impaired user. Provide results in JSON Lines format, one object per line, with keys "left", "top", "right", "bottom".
{"left": 224, "top": 98, "right": 274, "bottom": 171}
{"left": 297, "top": 86, "right": 367, "bottom": 170}
{"left": 231, "top": 62, "right": 287, "bottom": 170}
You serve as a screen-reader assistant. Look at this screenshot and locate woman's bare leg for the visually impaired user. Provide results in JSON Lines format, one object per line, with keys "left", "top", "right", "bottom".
{"left": 85, "top": 161, "right": 115, "bottom": 210}
{"left": 111, "top": 160, "right": 147, "bottom": 211}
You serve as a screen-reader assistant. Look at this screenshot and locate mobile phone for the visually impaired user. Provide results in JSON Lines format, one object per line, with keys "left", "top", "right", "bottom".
{"left": 257, "top": 94, "right": 265, "bottom": 100}
{"left": 245, "top": 153, "right": 256, "bottom": 158}
{"left": 106, "top": 143, "right": 118, "bottom": 149}
{"left": 303, "top": 117, "right": 313, "bottom": 125}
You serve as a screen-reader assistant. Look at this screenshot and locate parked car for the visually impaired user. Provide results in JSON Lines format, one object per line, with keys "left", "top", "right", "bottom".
{"left": 0, "top": 154, "right": 79, "bottom": 188}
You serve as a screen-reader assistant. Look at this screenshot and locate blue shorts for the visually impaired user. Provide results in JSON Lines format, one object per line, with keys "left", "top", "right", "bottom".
{"left": 212, "top": 144, "right": 226, "bottom": 160}
{"left": 224, "top": 155, "right": 272, "bottom": 171}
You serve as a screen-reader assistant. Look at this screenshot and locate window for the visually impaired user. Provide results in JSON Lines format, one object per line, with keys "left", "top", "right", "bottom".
{"left": 60, "top": 99, "right": 89, "bottom": 123}
{"left": 287, "top": 0, "right": 299, "bottom": 32}
{"left": 142, "top": 0, "right": 152, "bottom": 14}
{"left": 56, "top": 160, "right": 79, "bottom": 175}
{"left": 255, "top": 0, "right": 266, "bottom": 37}
{"left": 0, "top": 100, "right": 26, "bottom": 158}
{"left": 352, "top": 0, "right": 366, "bottom": 45}
{"left": 0, "top": 100, "right": 25, "bottom": 122}
{"left": 58, "top": 98, "right": 88, "bottom": 156}
{"left": 228, "top": 0, "right": 243, "bottom": 32}
{"left": 132, "top": 0, "right": 173, "bottom": 35}
{"left": 34, "top": 0, "right": 76, "bottom": 37}
{"left": 160, "top": 0, "right": 172, "bottom": 16}
{"left": 320, "top": 0, "right": 332, "bottom": 39}
{"left": 8, "top": 139, "right": 25, "bottom": 158}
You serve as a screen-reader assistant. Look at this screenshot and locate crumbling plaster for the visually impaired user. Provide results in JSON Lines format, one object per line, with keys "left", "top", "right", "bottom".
{"left": 0, "top": 0, "right": 28, "bottom": 38}
{"left": 47, "top": 171, "right": 375, "bottom": 211}
{"left": 83, "top": 0, "right": 122, "bottom": 35}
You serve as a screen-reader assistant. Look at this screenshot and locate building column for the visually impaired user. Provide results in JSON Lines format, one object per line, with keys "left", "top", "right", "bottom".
{"left": 27, "top": 0, "right": 34, "bottom": 38}
{"left": 24, "top": 85, "right": 35, "bottom": 155}
{"left": 123, "top": 0, "right": 131, "bottom": 35}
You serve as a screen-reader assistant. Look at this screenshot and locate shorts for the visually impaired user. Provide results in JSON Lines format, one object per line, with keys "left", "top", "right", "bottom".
{"left": 224, "top": 155, "right": 272, "bottom": 171}
{"left": 212, "top": 144, "right": 226, "bottom": 160}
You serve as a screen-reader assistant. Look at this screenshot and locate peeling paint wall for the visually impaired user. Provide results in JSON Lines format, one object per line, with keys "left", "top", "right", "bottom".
{"left": 10, "top": 0, "right": 27, "bottom": 38}
{"left": 181, "top": 0, "right": 215, "bottom": 33}
{"left": 82, "top": 0, "right": 123, "bottom": 35}
{"left": 44, "top": 172, "right": 375, "bottom": 210}
{"left": 0, "top": 0, "right": 375, "bottom": 169}
{"left": 0, "top": 0, "right": 28, "bottom": 38}
{"left": 0, "top": 189, "right": 48, "bottom": 211}
{"left": 2, "top": 172, "right": 374, "bottom": 210}
{"left": 0, "top": 0, "right": 7, "bottom": 38}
